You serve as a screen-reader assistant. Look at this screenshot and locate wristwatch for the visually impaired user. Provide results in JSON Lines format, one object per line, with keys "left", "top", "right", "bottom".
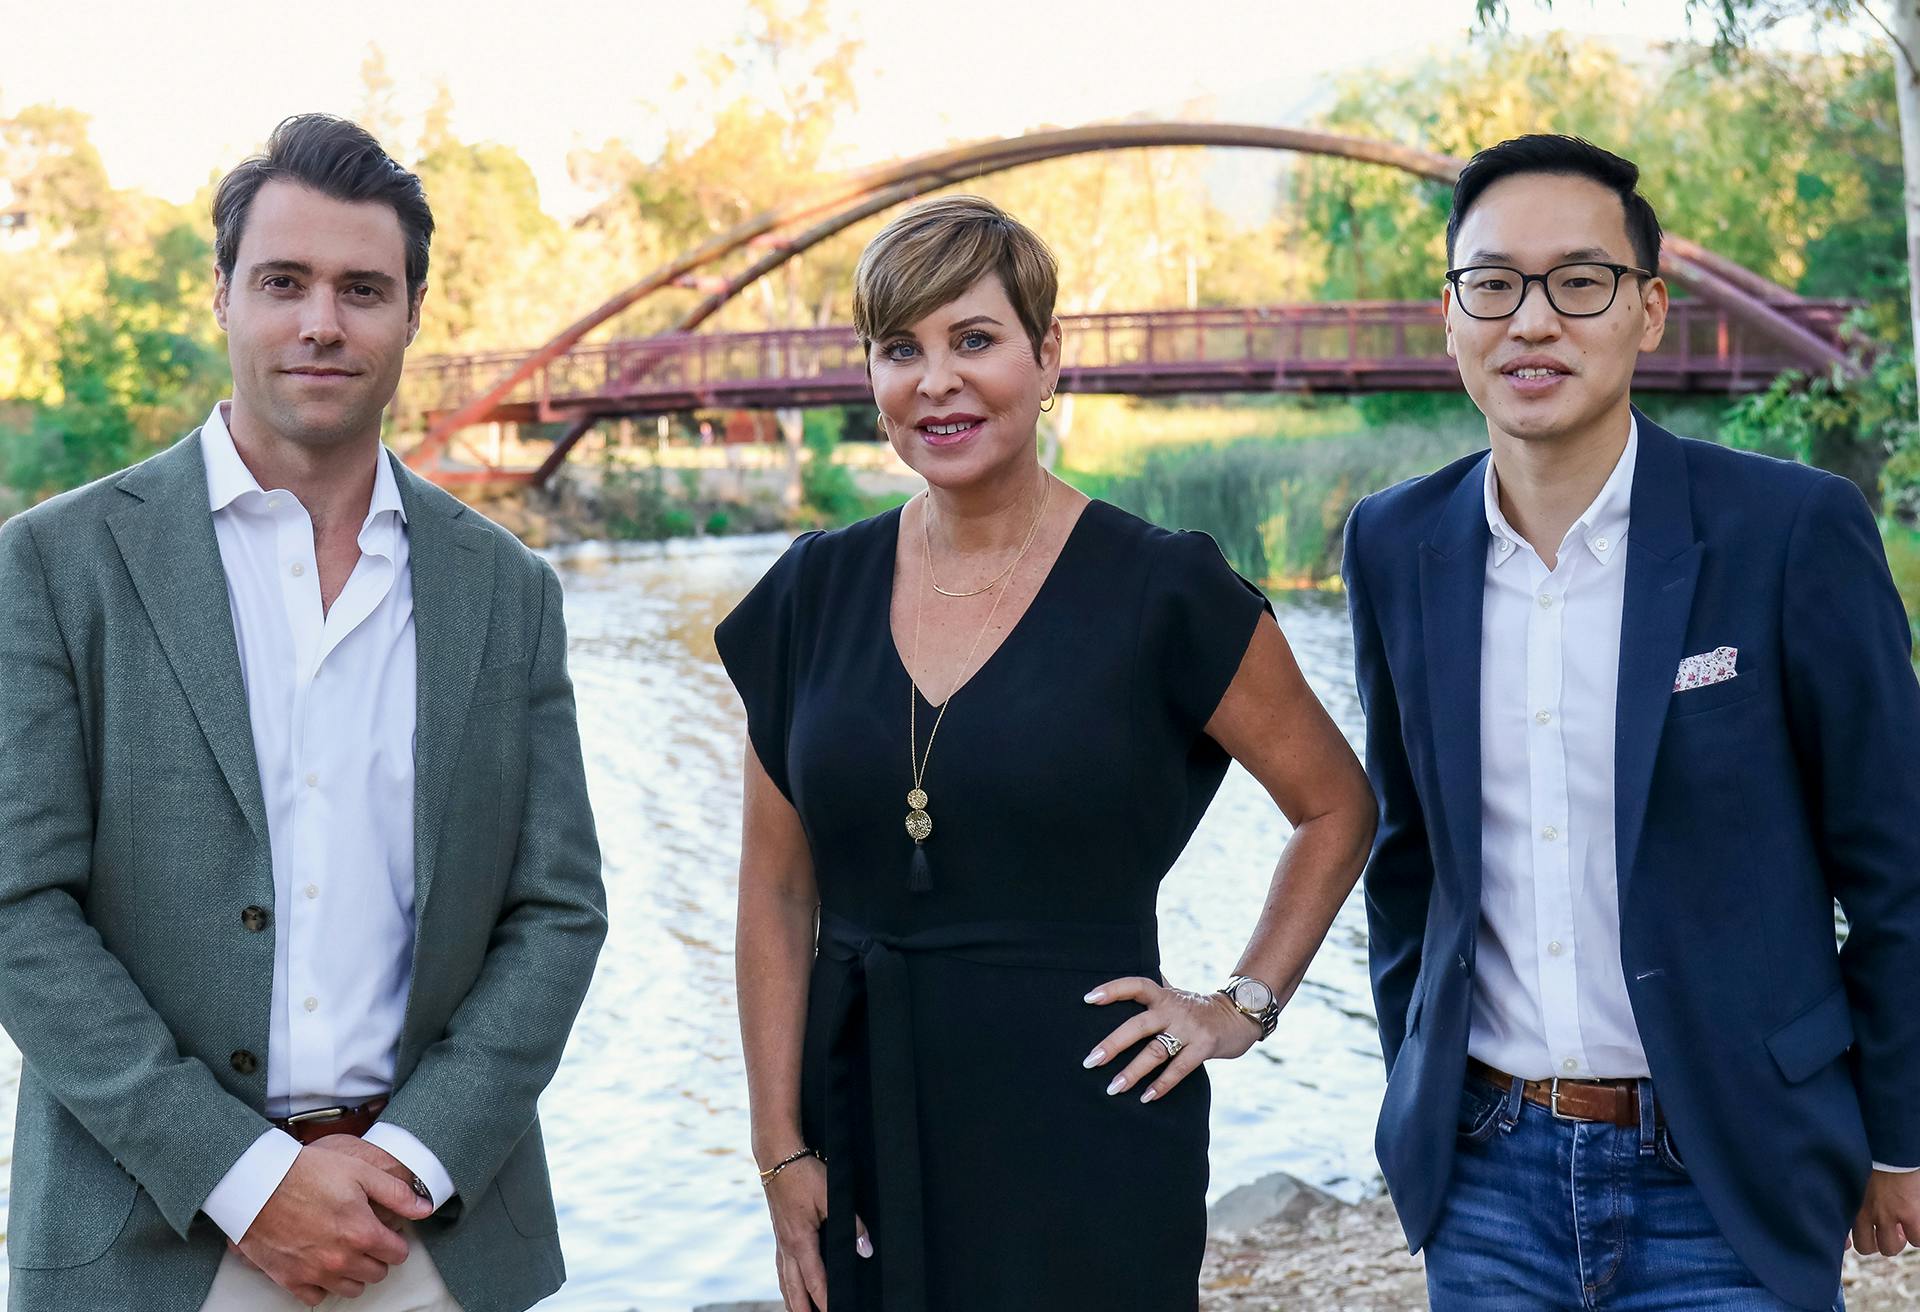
{"left": 1219, "top": 975, "right": 1280, "bottom": 1040}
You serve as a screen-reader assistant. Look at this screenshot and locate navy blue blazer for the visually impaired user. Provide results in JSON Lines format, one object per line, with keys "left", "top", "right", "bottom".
{"left": 1342, "top": 414, "right": 1920, "bottom": 1309}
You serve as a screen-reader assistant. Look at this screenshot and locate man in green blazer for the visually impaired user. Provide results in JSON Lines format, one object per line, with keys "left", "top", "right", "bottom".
{"left": 0, "top": 115, "right": 607, "bottom": 1310}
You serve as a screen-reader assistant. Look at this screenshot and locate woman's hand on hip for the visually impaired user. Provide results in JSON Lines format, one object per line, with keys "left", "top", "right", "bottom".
{"left": 1082, "top": 976, "right": 1260, "bottom": 1103}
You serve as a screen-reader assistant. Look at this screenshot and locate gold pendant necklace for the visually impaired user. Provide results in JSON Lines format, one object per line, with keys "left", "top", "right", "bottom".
{"left": 904, "top": 473, "right": 1051, "bottom": 883}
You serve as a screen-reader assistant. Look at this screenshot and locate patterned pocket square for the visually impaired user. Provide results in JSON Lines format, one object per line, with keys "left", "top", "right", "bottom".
{"left": 1674, "top": 646, "right": 1739, "bottom": 692}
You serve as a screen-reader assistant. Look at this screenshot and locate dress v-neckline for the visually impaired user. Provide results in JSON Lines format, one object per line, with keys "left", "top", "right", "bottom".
{"left": 885, "top": 497, "right": 1103, "bottom": 707}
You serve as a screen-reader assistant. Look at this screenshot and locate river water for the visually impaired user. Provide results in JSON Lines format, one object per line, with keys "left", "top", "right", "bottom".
{"left": 0, "top": 528, "right": 1388, "bottom": 1310}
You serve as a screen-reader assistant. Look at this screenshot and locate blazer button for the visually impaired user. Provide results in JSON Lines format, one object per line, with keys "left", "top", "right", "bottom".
{"left": 230, "top": 1050, "right": 258, "bottom": 1075}
{"left": 241, "top": 906, "right": 269, "bottom": 933}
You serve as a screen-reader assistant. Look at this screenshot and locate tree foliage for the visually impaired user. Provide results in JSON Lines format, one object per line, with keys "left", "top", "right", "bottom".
{"left": 1292, "top": 34, "right": 1904, "bottom": 311}
{"left": 4, "top": 218, "right": 225, "bottom": 500}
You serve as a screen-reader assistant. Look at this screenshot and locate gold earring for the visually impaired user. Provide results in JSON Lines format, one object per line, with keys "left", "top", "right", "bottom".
{"left": 1039, "top": 393, "right": 1055, "bottom": 413}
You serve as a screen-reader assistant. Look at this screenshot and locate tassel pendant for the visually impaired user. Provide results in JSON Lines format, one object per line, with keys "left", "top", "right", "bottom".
{"left": 904, "top": 788, "right": 933, "bottom": 893}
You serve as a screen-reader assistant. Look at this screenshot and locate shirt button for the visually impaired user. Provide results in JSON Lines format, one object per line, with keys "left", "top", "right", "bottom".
{"left": 304, "top": 996, "right": 319, "bottom": 1013}
{"left": 304, "top": 772, "right": 319, "bottom": 789}
{"left": 304, "top": 883, "right": 319, "bottom": 899}
{"left": 266, "top": 495, "right": 282, "bottom": 510}
{"left": 1562, "top": 1057, "right": 1579, "bottom": 1073}
{"left": 1594, "top": 536, "right": 1610, "bottom": 552}
{"left": 1541, "top": 825, "right": 1559, "bottom": 842}
{"left": 1497, "top": 539, "right": 1513, "bottom": 554}
{"left": 1548, "top": 940, "right": 1564, "bottom": 955}
{"left": 1535, "top": 710, "right": 1553, "bottom": 725}
{"left": 290, "top": 562, "right": 306, "bottom": 578}
{"left": 1537, "top": 593, "right": 1556, "bottom": 609}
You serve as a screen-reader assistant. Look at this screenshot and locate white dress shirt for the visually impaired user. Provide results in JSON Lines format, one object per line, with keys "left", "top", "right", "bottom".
{"left": 1471, "top": 420, "right": 1645, "bottom": 1082}
{"left": 195, "top": 403, "right": 455, "bottom": 1242}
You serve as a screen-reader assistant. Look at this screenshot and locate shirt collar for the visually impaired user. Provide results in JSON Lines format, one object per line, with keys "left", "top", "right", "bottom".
{"left": 200, "top": 400, "right": 409, "bottom": 529}
{"left": 200, "top": 402, "right": 259, "bottom": 514}
{"left": 1483, "top": 413, "right": 1637, "bottom": 568}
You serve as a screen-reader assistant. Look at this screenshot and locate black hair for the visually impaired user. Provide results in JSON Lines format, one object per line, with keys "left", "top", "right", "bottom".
{"left": 213, "top": 114, "right": 433, "bottom": 295}
{"left": 1446, "top": 134, "right": 1661, "bottom": 275}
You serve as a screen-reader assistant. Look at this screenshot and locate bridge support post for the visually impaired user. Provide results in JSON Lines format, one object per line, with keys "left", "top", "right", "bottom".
{"left": 777, "top": 407, "right": 805, "bottom": 512}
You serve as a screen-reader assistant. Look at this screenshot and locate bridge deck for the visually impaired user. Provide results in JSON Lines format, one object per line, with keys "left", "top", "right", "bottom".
{"left": 402, "top": 300, "right": 1855, "bottom": 433}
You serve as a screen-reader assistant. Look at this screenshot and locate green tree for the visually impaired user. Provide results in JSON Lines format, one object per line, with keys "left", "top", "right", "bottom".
{"left": 5, "top": 219, "right": 225, "bottom": 500}
{"left": 410, "top": 87, "right": 562, "bottom": 356}
{"left": 1292, "top": 35, "right": 1901, "bottom": 305}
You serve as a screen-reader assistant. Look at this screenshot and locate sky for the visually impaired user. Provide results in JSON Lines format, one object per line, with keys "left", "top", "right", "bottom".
{"left": 0, "top": 0, "right": 1846, "bottom": 220}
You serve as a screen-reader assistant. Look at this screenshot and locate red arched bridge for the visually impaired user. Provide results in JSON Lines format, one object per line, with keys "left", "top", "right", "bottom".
{"left": 402, "top": 124, "right": 1859, "bottom": 489}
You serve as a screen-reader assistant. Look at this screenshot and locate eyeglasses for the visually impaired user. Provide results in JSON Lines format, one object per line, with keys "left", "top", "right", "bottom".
{"left": 1444, "top": 262, "right": 1654, "bottom": 320}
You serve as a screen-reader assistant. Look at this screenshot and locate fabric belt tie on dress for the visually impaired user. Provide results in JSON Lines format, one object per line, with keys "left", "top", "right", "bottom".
{"left": 815, "top": 911, "right": 1160, "bottom": 1312}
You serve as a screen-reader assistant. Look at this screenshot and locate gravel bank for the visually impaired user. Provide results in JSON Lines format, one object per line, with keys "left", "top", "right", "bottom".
{"left": 1200, "top": 1180, "right": 1920, "bottom": 1310}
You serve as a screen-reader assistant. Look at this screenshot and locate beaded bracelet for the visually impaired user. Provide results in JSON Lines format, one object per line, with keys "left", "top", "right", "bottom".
{"left": 757, "top": 1147, "right": 824, "bottom": 1185}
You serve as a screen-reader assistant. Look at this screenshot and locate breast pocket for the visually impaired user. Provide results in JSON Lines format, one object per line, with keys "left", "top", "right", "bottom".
{"left": 470, "top": 663, "right": 530, "bottom": 708}
{"left": 1667, "top": 656, "right": 1765, "bottom": 719}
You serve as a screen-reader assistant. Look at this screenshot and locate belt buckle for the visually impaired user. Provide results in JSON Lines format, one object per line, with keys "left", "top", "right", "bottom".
{"left": 285, "top": 1105, "right": 350, "bottom": 1128}
{"left": 1547, "top": 1077, "right": 1582, "bottom": 1123}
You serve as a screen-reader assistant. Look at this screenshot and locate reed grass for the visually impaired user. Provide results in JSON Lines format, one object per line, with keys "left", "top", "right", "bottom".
{"left": 1097, "top": 418, "right": 1490, "bottom": 584}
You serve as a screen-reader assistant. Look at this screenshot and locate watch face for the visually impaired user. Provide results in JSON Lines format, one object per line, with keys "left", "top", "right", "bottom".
{"left": 1231, "top": 978, "right": 1274, "bottom": 1012}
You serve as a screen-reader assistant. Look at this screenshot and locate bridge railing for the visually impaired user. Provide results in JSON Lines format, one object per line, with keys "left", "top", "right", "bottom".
{"left": 398, "top": 299, "right": 1858, "bottom": 426}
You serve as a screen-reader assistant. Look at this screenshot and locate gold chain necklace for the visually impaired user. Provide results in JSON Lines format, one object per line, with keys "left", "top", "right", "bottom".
{"left": 922, "top": 487, "right": 1045, "bottom": 597}
{"left": 903, "top": 474, "right": 1051, "bottom": 891}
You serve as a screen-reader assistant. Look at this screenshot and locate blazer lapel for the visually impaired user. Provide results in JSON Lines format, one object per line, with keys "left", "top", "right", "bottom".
{"left": 1614, "top": 415, "right": 1702, "bottom": 901}
{"left": 107, "top": 433, "right": 268, "bottom": 840}
{"left": 1420, "top": 455, "right": 1492, "bottom": 899}
{"left": 398, "top": 456, "right": 496, "bottom": 929}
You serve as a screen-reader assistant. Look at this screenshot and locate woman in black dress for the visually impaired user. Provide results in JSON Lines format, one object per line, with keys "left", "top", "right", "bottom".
{"left": 717, "top": 196, "right": 1377, "bottom": 1312}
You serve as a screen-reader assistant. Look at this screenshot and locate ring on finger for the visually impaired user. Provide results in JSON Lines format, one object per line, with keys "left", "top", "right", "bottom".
{"left": 1154, "top": 1032, "right": 1185, "bottom": 1059}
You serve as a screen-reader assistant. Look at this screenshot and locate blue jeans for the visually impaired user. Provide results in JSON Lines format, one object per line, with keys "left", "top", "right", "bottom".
{"left": 1423, "top": 1072, "right": 1844, "bottom": 1311}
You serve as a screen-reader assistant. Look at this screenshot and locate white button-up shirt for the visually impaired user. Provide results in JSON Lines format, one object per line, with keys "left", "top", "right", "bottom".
{"left": 195, "top": 403, "right": 454, "bottom": 1242}
{"left": 1470, "top": 419, "right": 1646, "bottom": 1081}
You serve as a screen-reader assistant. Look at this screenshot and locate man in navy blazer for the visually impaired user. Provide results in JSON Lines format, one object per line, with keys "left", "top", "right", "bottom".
{"left": 1343, "top": 133, "right": 1920, "bottom": 1310}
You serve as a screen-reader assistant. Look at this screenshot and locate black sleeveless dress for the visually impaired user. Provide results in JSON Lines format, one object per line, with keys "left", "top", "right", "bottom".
{"left": 715, "top": 498, "right": 1269, "bottom": 1311}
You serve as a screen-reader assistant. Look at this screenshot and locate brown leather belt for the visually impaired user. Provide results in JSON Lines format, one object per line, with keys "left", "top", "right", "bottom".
{"left": 1467, "top": 1058, "right": 1658, "bottom": 1128}
{"left": 270, "top": 1096, "right": 389, "bottom": 1145}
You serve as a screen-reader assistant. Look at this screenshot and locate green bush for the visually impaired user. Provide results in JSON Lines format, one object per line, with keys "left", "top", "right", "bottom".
{"left": 1718, "top": 337, "right": 1915, "bottom": 517}
{"left": 599, "top": 460, "right": 679, "bottom": 540}
{"left": 1881, "top": 524, "right": 1920, "bottom": 639}
{"left": 799, "top": 407, "right": 878, "bottom": 526}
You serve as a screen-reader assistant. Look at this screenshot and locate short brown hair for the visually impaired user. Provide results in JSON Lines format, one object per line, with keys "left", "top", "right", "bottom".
{"left": 853, "top": 195, "right": 1057, "bottom": 362}
{"left": 214, "top": 114, "right": 433, "bottom": 297}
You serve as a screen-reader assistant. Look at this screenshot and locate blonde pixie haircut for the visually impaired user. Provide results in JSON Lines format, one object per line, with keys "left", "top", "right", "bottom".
{"left": 853, "top": 195, "right": 1059, "bottom": 363}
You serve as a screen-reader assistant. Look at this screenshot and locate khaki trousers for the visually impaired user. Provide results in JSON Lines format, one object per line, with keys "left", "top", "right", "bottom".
{"left": 200, "top": 1224, "right": 460, "bottom": 1312}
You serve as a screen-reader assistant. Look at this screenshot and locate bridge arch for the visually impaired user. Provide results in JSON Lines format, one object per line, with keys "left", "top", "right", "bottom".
{"left": 410, "top": 122, "right": 1848, "bottom": 476}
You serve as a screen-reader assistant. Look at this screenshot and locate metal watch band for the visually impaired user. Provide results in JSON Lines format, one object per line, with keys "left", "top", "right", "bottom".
{"left": 1220, "top": 975, "right": 1280, "bottom": 1040}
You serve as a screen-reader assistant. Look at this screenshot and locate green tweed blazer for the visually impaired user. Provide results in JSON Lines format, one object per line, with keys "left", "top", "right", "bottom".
{"left": 0, "top": 432, "right": 608, "bottom": 1312}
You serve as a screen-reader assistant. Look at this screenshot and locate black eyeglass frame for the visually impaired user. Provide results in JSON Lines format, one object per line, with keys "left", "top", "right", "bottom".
{"left": 1443, "top": 261, "right": 1656, "bottom": 320}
